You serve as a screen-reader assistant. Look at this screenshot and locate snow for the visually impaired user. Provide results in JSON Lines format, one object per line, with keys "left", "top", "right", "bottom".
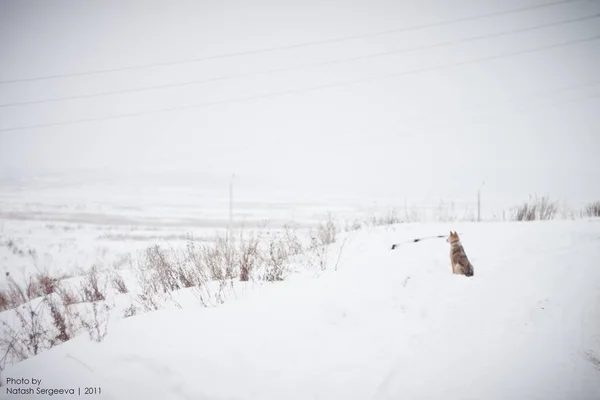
{"left": 2, "top": 220, "right": 599, "bottom": 399}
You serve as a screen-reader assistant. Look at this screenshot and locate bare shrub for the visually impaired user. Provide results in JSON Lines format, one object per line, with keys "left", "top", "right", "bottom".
{"left": 134, "top": 258, "right": 169, "bottom": 312}
{"left": 201, "top": 237, "right": 236, "bottom": 281}
{"left": 0, "top": 298, "right": 51, "bottom": 367}
{"left": 369, "top": 209, "right": 402, "bottom": 226}
{"left": 2, "top": 277, "right": 27, "bottom": 311}
{"left": 218, "top": 237, "right": 237, "bottom": 280}
{"left": 4, "top": 238, "right": 25, "bottom": 257}
{"left": 514, "top": 202, "right": 533, "bottom": 221}
{"left": 316, "top": 214, "right": 338, "bottom": 246}
{"left": 264, "top": 237, "right": 288, "bottom": 282}
{"left": 585, "top": 351, "right": 600, "bottom": 371}
{"left": 26, "top": 278, "right": 43, "bottom": 299}
{"left": 25, "top": 270, "right": 58, "bottom": 300}
{"left": 283, "top": 224, "right": 304, "bottom": 256}
{"left": 585, "top": 201, "right": 600, "bottom": 217}
{"left": 344, "top": 219, "right": 362, "bottom": 232}
{"left": 170, "top": 250, "right": 201, "bottom": 290}
{"left": 36, "top": 273, "right": 57, "bottom": 296}
{"left": 512, "top": 195, "right": 557, "bottom": 221}
{"left": 0, "top": 290, "right": 8, "bottom": 312}
{"left": 47, "top": 298, "right": 70, "bottom": 345}
{"left": 134, "top": 244, "right": 204, "bottom": 312}
{"left": 136, "top": 287, "right": 163, "bottom": 312}
{"left": 123, "top": 304, "right": 138, "bottom": 319}
{"left": 537, "top": 195, "right": 557, "bottom": 220}
{"left": 201, "top": 241, "right": 223, "bottom": 281}
{"left": 80, "top": 265, "right": 106, "bottom": 303}
{"left": 183, "top": 240, "right": 210, "bottom": 284}
{"left": 1, "top": 271, "right": 62, "bottom": 311}
{"left": 75, "top": 301, "right": 112, "bottom": 343}
{"left": 238, "top": 233, "right": 261, "bottom": 282}
{"left": 57, "top": 286, "right": 78, "bottom": 306}
{"left": 307, "top": 235, "right": 329, "bottom": 272}
{"left": 145, "top": 245, "right": 181, "bottom": 292}
{"left": 110, "top": 273, "right": 128, "bottom": 294}
{"left": 0, "top": 274, "right": 103, "bottom": 367}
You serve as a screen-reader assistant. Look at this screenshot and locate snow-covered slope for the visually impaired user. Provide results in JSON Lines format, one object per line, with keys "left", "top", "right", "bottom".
{"left": 2, "top": 220, "right": 600, "bottom": 399}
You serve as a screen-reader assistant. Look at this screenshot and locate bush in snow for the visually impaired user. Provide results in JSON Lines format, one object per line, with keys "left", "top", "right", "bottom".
{"left": 80, "top": 265, "right": 106, "bottom": 303}
{"left": 511, "top": 195, "right": 557, "bottom": 221}
{"left": 74, "top": 301, "right": 112, "bottom": 343}
{"left": 0, "top": 277, "right": 27, "bottom": 312}
{"left": 585, "top": 201, "right": 600, "bottom": 217}
{"left": 237, "top": 232, "right": 261, "bottom": 282}
{"left": 0, "top": 270, "right": 60, "bottom": 312}
{"left": 0, "top": 295, "right": 52, "bottom": 367}
{"left": 110, "top": 272, "right": 129, "bottom": 294}
{"left": 369, "top": 208, "right": 402, "bottom": 226}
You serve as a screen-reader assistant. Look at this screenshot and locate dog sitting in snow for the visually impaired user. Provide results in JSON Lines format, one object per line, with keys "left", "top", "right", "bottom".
{"left": 446, "top": 231, "right": 474, "bottom": 277}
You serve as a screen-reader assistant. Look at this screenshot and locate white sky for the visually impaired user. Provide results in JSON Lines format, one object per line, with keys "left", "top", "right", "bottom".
{"left": 1, "top": 0, "right": 599, "bottom": 207}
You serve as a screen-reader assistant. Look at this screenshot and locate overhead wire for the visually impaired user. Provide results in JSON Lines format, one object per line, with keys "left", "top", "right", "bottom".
{"left": 1, "top": 12, "right": 597, "bottom": 108}
{"left": 1, "top": 33, "right": 598, "bottom": 133}
{"left": 0, "top": 0, "right": 585, "bottom": 84}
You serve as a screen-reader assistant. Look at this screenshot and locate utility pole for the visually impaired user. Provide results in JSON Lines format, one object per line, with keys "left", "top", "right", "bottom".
{"left": 477, "top": 181, "right": 485, "bottom": 222}
{"left": 228, "top": 173, "right": 235, "bottom": 243}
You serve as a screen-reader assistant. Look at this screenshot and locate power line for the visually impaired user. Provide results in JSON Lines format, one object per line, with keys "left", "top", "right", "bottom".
{"left": 0, "top": 0, "right": 583, "bottom": 84}
{"left": 1, "top": 33, "right": 598, "bottom": 133}
{"left": 2, "top": 12, "right": 597, "bottom": 108}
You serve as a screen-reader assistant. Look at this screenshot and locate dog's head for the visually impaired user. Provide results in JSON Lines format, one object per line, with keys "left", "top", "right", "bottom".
{"left": 446, "top": 231, "right": 460, "bottom": 244}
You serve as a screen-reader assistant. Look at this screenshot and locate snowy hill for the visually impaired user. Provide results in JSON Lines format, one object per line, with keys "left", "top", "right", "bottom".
{"left": 2, "top": 220, "right": 600, "bottom": 399}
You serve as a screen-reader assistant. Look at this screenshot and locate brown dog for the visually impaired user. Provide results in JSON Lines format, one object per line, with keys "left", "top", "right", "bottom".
{"left": 446, "top": 231, "right": 474, "bottom": 277}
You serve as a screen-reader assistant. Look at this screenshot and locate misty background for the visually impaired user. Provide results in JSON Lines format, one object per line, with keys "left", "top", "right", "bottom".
{"left": 1, "top": 0, "right": 599, "bottom": 212}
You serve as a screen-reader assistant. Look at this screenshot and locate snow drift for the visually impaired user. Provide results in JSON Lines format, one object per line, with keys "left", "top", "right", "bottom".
{"left": 1, "top": 220, "right": 599, "bottom": 399}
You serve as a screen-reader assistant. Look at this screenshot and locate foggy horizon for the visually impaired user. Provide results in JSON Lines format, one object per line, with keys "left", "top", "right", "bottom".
{"left": 1, "top": 0, "right": 599, "bottom": 209}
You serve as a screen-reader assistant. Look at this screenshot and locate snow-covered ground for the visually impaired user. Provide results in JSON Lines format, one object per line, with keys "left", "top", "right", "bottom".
{"left": 2, "top": 219, "right": 599, "bottom": 399}
{"left": 0, "top": 181, "right": 348, "bottom": 278}
{"left": 0, "top": 178, "right": 489, "bottom": 279}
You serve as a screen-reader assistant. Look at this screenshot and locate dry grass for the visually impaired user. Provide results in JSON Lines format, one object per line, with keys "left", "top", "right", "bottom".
{"left": 80, "top": 265, "right": 106, "bottom": 303}
{"left": 344, "top": 219, "right": 363, "bottom": 232}
{"left": 123, "top": 304, "right": 138, "bottom": 319}
{"left": 512, "top": 195, "right": 557, "bottom": 221}
{"left": 0, "top": 266, "right": 114, "bottom": 369}
{"left": 0, "top": 296, "right": 52, "bottom": 367}
{"left": 75, "top": 301, "right": 112, "bottom": 343}
{"left": 316, "top": 214, "right": 338, "bottom": 245}
{"left": 0, "top": 278, "right": 27, "bottom": 312}
{"left": 0, "top": 215, "right": 349, "bottom": 368}
{"left": 110, "top": 272, "right": 128, "bottom": 294}
{"left": 0, "top": 291, "right": 8, "bottom": 313}
{"left": 57, "top": 286, "right": 78, "bottom": 306}
{"left": 264, "top": 235, "right": 289, "bottom": 282}
{"left": 0, "top": 270, "right": 60, "bottom": 312}
{"left": 237, "top": 233, "right": 261, "bottom": 282}
{"left": 47, "top": 297, "right": 70, "bottom": 345}
{"left": 585, "top": 201, "right": 600, "bottom": 217}
{"left": 369, "top": 209, "right": 402, "bottom": 226}
{"left": 200, "top": 238, "right": 236, "bottom": 281}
